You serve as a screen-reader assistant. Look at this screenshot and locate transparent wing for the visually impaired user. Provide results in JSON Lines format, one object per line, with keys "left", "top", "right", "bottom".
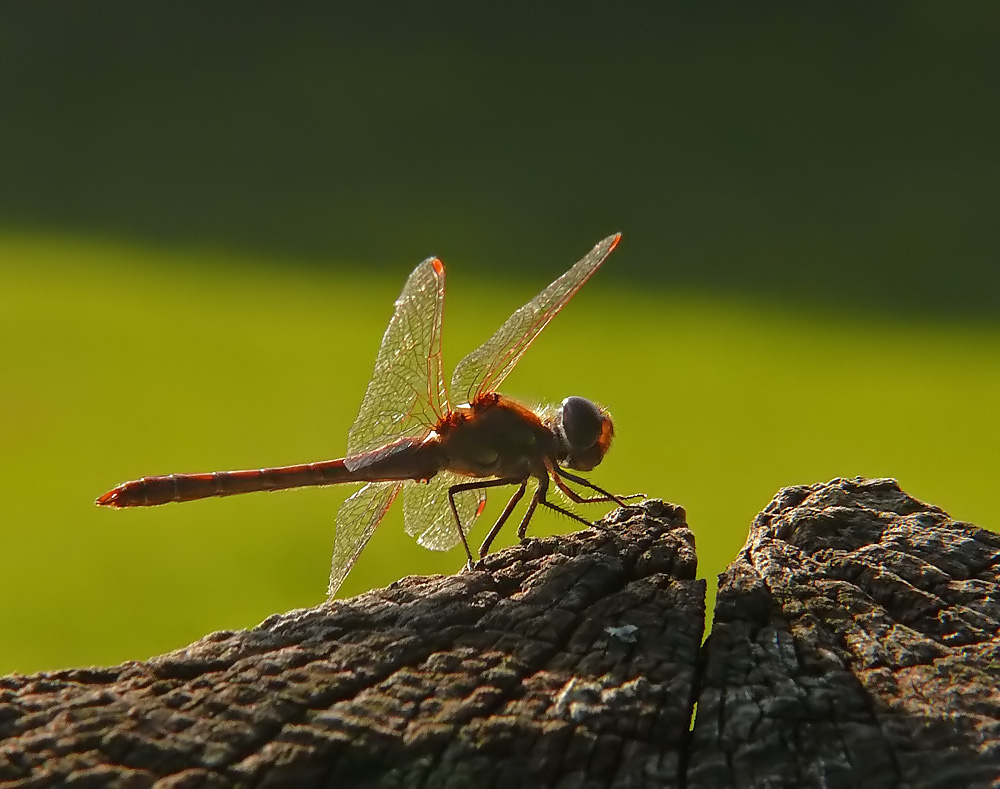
{"left": 345, "top": 258, "right": 447, "bottom": 469}
{"left": 403, "top": 472, "right": 486, "bottom": 552}
{"left": 328, "top": 480, "right": 402, "bottom": 597}
{"left": 450, "top": 233, "right": 621, "bottom": 405}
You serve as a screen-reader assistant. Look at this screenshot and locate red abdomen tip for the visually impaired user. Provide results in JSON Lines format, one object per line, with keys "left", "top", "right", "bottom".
{"left": 96, "top": 487, "right": 123, "bottom": 507}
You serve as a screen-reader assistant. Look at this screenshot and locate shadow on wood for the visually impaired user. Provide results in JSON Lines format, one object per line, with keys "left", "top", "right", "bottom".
{"left": 2, "top": 479, "right": 999, "bottom": 788}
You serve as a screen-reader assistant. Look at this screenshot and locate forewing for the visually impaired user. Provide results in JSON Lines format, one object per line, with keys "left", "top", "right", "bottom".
{"left": 403, "top": 472, "right": 486, "bottom": 552}
{"left": 328, "top": 481, "right": 402, "bottom": 597}
{"left": 450, "top": 233, "right": 620, "bottom": 404}
{"left": 345, "top": 258, "right": 447, "bottom": 468}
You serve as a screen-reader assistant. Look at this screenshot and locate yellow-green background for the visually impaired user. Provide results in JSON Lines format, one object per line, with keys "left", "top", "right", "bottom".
{"left": 2, "top": 4, "right": 998, "bottom": 675}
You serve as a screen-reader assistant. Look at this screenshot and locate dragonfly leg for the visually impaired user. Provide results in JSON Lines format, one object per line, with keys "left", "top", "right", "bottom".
{"left": 513, "top": 473, "right": 591, "bottom": 543}
{"left": 537, "top": 499, "right": 595, "bottom": 531}
{"left": 478, "top": 480, "right": 527, "bottom": 558}
{"left": 515, "top": 480, "right": 544, "bottom": 542}
{"left": 552, "top": 468, "right": 642, "bottom": 508}
{"left": 448, "top": 476, "right": 523, "bottom": 569}
{"left": 536, "top": 469, "right": 642, "bottom": 535}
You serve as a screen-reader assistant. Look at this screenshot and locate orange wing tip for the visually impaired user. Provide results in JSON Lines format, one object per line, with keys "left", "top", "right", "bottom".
{"left": 431, "top": 258, "right": 445, "bottom": 276}
{"left": 607, "top": 232, "right": 622, "bottom": 252}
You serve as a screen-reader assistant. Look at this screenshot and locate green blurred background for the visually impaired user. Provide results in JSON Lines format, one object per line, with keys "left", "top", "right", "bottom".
{"left": 2, "top": 3, "right": 998, "bottom": 675}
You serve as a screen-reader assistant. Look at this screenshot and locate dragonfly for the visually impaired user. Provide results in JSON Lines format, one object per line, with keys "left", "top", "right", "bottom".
{"left": 97, "top": 233, "right": 629, "bottom": 596}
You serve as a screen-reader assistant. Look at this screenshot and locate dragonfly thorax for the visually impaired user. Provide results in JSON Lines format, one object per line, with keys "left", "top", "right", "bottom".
{"left": 550, "top": 396, "right": 614, "bottom": 472}
{"left": 435, "top": 393, "right": 552, "bottom": 479}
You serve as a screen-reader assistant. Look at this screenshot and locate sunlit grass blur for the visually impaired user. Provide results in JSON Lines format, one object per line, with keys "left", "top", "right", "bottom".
{"left": 2, "top": 233, "right": 997, "bottom": 676}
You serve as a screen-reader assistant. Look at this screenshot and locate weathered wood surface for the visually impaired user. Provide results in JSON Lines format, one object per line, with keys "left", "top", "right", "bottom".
{"left": 2, "top": 479, "right": 998, "bottom": 788}
{"left": 687, "top": 477, "right": 1000, "bottom": 789}
{"left": 0, "top": 501, "right": 701, "bottom": 789}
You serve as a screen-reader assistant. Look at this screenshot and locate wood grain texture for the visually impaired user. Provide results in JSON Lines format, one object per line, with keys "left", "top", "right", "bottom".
{"left": 687, "top": 477, "right": 1000, "bottom": 788}
{"left": 3, "top": 479, "right": 998, "bottom": 788}
{"left": 0, "top": 500, "right": 700, "bottom": 788}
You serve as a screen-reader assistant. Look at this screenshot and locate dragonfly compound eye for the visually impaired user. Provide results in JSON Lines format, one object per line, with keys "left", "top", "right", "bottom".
{"left": 555, "top": 396, "right": 615, "bottom": 471}
{"left": 558, "top": 396, "right": 604, "bottom": 453}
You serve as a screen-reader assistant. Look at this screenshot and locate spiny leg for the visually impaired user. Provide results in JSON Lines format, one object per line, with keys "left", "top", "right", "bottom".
{"left": 478, "top": 480, "right": 527, "bottom": 558}
{"left": 515, "top": 477, "right": 545, "bottom": 542}
{"left": 538, "top": 495, "right": 595, "bottom": 530}
{"left": 553, "top": 468, "right": 642, "bottom": 508}
{"left": 510, "top": 473, "right": 586, "bottom": 542}
{"left": 540, "top": 470, "right": 642, "bottom": 534}
{"left": 448, "top": 476, "right": 523, "bottom": 569}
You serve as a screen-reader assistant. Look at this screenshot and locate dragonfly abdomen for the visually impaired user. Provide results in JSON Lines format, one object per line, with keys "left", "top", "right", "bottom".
{"left": 95, "top": 460, "right": 358, "bottom": 508}
{"left": 96, "top": 438, "right": 447, "bottom": 509}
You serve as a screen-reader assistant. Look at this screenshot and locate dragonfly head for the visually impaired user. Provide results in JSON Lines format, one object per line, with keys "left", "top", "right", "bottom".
{"left": 551, "top": 396, "right": 614, "bottom": 472}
